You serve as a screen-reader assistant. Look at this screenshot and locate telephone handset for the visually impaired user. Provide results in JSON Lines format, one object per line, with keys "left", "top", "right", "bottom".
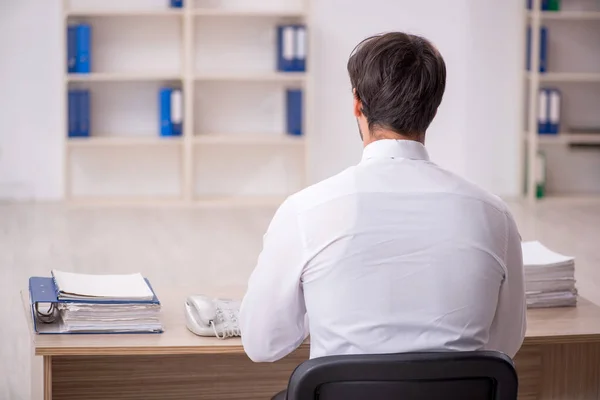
{"left": 185, "top": 295, "right": 241, "bottom": 339}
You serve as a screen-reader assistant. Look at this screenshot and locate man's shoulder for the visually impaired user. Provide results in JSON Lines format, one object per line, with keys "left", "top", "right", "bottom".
{"left": 438, "top": 166, "right": 510, "bottom": 215}
{"left": 286, "top": 166, "right": 357, "bottom": 212}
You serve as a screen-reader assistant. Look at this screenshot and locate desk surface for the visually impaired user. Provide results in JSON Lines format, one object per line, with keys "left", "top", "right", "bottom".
{"left": 23, "top": 289, "right": 600, "bottom": 356}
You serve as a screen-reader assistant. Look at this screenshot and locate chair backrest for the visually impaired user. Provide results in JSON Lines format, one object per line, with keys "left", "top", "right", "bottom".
{"left": 285, "top": 351, "right": 518, "bottom": 400}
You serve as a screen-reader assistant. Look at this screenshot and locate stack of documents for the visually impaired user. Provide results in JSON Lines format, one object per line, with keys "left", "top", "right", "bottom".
{"left": 29, "top": 270, "right": 163, "bottom": 334}
{"left": 522, "top": 241, "right": 577, "bottom": 308}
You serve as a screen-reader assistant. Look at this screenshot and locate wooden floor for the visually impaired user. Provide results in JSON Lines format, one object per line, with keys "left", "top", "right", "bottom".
{"left": 2, "top": 197, "right": 600, "bottom": 400}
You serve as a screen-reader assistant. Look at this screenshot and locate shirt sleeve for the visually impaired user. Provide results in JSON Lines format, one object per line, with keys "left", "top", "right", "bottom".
{"left": 239, "top": 198, "right": 308, "bottom": 362}
{"left": 487, "top": 211, "right": 527, "bottom": 358}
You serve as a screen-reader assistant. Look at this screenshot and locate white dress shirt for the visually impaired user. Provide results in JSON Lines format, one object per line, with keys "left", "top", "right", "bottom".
{"left": 240, "top": 139, "right": 526, "bottom": 362}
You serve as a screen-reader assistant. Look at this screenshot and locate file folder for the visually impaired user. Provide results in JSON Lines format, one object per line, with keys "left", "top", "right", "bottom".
{"left": 67, "top": 25, "right": 77, "bottom": 73}
{"left": 29, "top": 277, "right": 161, "bottom": 334}
{"left": 538, "top": 89, "right": 549, "bottom": 134}
{"left": 294, "top": 25, "right": 306, "bottom": 72}
{"left": 527, "top": 0, "right": 560, "bottom": 11}
{"left": 159, "top": 88, "right": 173, "bottom": 136}
{"left": 536, "top": 151, "right": 546, "bottom": 199}
{"left": 547, "top": 0, "right": 560, "bottom": 11}
{"left": 277, "top": 25, "right": 295, "bottom": 72}
{"left": 286, "top": 89, "right": 303, "bottom": 136}
{"left": 171, "top": 89, "right": 183, "bottom": 136}
{"left": 548, "top": 88, "right": 561, "bottom": 134}
{"left": 78, "top": 90, "right": 91, "bottom": 137}
{"left": 526, "top": 26, "right": 548, "bottom": 73}
{"left": 68, "top": 90, "right": 78, "bottom": 137}
{"left": 540, "top": 26, "right": 547, "bottom": 73}
{"left": 75, "top": 24, "right": 91, "bottom": 73}
{"left": 528, "top": 0, "right": 550, "bottom": 10}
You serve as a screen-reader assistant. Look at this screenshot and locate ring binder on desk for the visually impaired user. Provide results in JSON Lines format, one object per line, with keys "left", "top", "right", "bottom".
{"left": 29, "top": 277, "right": 162, "bottom": 334}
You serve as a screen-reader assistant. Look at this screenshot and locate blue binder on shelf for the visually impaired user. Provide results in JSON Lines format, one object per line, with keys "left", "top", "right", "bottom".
{"left": 78, "top": 90, "right": 91, "bottom": 137}
{"left": 75, "top": 24, "right": 91, "bottom": 73}
{"left": 159, "top": 88, "right": 173, "bottom": 136}
{"left": 526, "top": 26, "right": 548, "bottom": 72}
{"left": 68, "top": 90, "right": 79, "bottom": 137}
{"left": 286, "top": 89, "right": 303, "bottom": 136}
{"left": 67, "top": 25, "right": 77, "bottom": 73}
{"left": 540, "top": 26, "right": 547, "bottom": 73}
{"left": 548, "top": 88, "right": 561, "bottom": 134}
{"left": 538, "top": 89, "right": 550, "bottom": 134}
{"left": 294, "top": 25, "right": 306, "bottom": 72}
{"left": 170, "top": 0, "right": 183, "bottom": 7}
{"left": 277, "top": 25, "right": 296, "bottom": 72}
{"left": 28, "top": 277, "right": 161, "bottom": 335}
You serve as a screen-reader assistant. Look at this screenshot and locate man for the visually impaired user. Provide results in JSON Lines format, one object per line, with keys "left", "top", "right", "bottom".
{"left": 239, "top": 32, "right": 526, "bottom": 362}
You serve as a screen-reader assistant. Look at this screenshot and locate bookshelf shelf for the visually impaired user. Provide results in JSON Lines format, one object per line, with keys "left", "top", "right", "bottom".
{"left": 67, "top": 73, "right": 183, "bottom": 83}
{"left": 523, "top": 0, "right": 600, "bottom": 201}
{"left": 65, "top": 9, "right": 184, "bottom": 17}
{"left": 194, "top": 72, "right": 306, "bottom": 83}
{"left": 539, "top": 73, "right": 600, "bottom": 83}
{"left": 62, "top": 0, "right": 310, "bottom": 204}
{"left": 528, "top": 10, "right": 600, "bottom": 20}
{"left": 193, "top": 134, "right": 305, "bottom": 146}
{"left": 67, "top": 137, "right": 183, "bottom": 148}
{"left": 193, "top": 9, "right": 306, "bottom": 18}
{"left": 525, "top": 133, "right": 600, "bottom": 145}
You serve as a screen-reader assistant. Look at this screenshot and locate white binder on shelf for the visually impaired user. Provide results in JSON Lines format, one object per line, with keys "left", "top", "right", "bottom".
{"left": 538, "top": 89, "right": 549, "bottom": 134}
{"left": 548, "top": 88, "right": 561, "bottom": 135}
{"left": 171, "top": 89, "right": 183, "bottom": 136}
{"left": 294, "top": 25, "right": 306, "bottom": 72}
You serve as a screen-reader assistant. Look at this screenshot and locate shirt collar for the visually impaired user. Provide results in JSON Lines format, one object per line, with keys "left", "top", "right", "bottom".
{"left": 361, "top": 139, "right": 430, "bottom": 162}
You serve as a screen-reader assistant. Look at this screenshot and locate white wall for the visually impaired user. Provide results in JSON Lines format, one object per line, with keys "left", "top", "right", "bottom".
{"left": 308, "top": 0, "right": 524, "bottom": 197}
{"left": 0, "top": 0, "right": 63, "bottom": 200}
{"left": 0, "top": 0, "right": 524, "bottom": 201}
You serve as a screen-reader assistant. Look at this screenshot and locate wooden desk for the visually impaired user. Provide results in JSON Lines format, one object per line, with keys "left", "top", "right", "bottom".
{"left": 24, "top": 291, "right": 600, "bottom": 400}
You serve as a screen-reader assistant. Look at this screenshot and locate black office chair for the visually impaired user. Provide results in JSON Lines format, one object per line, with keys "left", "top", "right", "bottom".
{"left": 272, "top": 351, "right": 518, "bottom": 400}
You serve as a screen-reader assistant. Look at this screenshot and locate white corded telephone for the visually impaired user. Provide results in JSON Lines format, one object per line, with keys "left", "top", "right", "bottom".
{"left": 185, "top": 295, "right": 241, "bottom": 339}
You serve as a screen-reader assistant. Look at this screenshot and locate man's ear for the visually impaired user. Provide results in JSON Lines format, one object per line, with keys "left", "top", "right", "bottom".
{"left": 352, "top": 89, "right": 362, "bottom": 118}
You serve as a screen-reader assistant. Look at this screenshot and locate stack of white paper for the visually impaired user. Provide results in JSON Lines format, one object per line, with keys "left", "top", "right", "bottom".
{"left": 521, "top": 241, "right": 577, "bottom": 309}
{"left": 51, "top": 270, "right": 163, "bottom": 333}
{"left": 52, "top": 270, "right": 155, "bottom": 301}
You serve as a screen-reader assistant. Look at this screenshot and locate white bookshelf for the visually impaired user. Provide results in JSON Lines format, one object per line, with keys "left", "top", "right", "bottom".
{"left": 193, "top": 134, "right": 304, "bottom": 146}
{"left": 62, "top": 0, "right": 309, "bottom": 205}
{"left": 66, "top": 9, "right": 185, "bottom": 17}
{"left": 193, "top": 72, "right": 306, "bottom": 82}
{"left": 523, "top": 0, "right": 600, "bottom": 201}
{"left": 67, "top": 136, "right": 183, "bottom": 147}
{"left": 529, "top": 10, "right": 600, "bottom": 20}
{"left": 67, "top": 73, "right": 183, "bottom": 82}
{"left": 525, "top": 132, "right": 600, "bottom": 145}
{"left": 193, "top": 9, "right": 305, "bottom": 17}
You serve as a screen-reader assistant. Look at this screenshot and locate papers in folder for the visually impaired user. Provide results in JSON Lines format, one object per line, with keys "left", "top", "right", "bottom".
{"left": 59, "top": 303, "right": 162, "bottom": 333}
{"left": 51, "top": 270, "right": 154, "bottom": 301}
{"left": 30, "top": 272, "right": 163, "bottom": 334}
{"left": 522, "top": 241, "right": 577, "bottom": 309}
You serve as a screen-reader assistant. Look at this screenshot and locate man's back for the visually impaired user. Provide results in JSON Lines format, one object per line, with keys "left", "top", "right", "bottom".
{"left": 295, "top": 140, "right": 525, "bottom": 359}
{"left": 240, "top": 140, "right": 525, "bottom": 362}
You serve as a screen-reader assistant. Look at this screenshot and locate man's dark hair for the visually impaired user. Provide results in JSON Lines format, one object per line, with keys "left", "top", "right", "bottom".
{"left": 347, "top": 32, "right": 446, "bottom": 139}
